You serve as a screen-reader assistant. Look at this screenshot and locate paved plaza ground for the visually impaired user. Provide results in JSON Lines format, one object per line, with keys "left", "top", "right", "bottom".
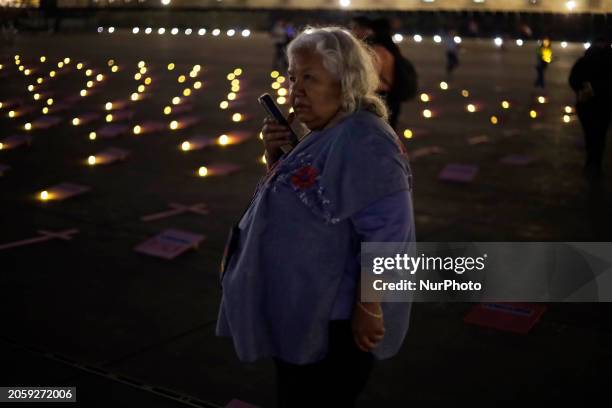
{"left": 1, "top": 30, "right": 611, "bottom": 406}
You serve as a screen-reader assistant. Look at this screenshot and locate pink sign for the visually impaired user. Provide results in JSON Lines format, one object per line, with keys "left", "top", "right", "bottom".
{"left": 464, "top": 303, "right": 547, "bottom": 334}
{"left": 92, "top": 147, "right": 130, "bottom": 165}
{"left": 438, "top": 164, "right": 479, "bottom": 183}
{"left": 225, "top": 399, "right": 259, "bottom": 408}
{"left": 467, "top": 135, "right": 490, "bottom": 145}
{"left": 43, "top": 183, "right": 91, "bottom": 200}
{"left": 0, "top": 134, "right": 32, "bottom": 150}
{"left": 409, "top": 146, "right": 444, "bottom": 160}
{"left": 134, "top": 229, "right": 205, "bottom": 260}
{"left": 97, "top": 124, "right": 129, "bottom": 138}
{"left": 500, "top": 154, "right": 537, "bottom": 166}
{"left": 75, "top": 112, "right": 102, "bottom": 125}
{"left": 32, "top": 116, "right": 63, "bottom": 129}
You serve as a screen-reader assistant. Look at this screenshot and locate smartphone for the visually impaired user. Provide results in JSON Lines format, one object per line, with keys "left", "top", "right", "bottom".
{"left": 258, "top": 93, "right": 300, "bottom": 149}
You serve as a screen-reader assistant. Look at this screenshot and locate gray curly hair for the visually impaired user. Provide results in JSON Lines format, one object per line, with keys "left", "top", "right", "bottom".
{"left": 286, "top": 26, "right": 389, "bottom": 120}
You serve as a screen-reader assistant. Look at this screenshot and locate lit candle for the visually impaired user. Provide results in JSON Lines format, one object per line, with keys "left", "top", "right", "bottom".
{"left": 218, "top": 134, "right": 230, "bottom": 145}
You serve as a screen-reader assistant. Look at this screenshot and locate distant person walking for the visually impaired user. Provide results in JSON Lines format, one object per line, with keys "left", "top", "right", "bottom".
{"left": 569, "top": 37, "right": 612, "bottom": 179}
{"left": 285, "top": 21, "right": 296, "bottom": 43}
{"left": 0, "top": 20, "right": 17, "bottom": 49}
{"left": 444, "top": 31, "right": 460, "bottom": 79}
{"left": 271, "top": 20, "right": 290, "bottom": 72}
{"left": 0, "top": 10, "right": 18, "bottom": 49}
{"left": 534, "top": 37, "right": 552, "bottom": 88}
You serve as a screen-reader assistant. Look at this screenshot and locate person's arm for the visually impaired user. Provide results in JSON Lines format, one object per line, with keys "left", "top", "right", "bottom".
{"left": 371, "top": 45, "right": 393, "bottom": 92}
{"left": 350, "top": 189, "right": 413, "bottom": 352}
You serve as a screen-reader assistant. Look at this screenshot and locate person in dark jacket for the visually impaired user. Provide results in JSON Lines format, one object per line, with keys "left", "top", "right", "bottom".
{"left": 351, "top": 17, "right": 413, "bottom": 130}
{"left": 569, "top": 37, "right": 612, "bottom": 179}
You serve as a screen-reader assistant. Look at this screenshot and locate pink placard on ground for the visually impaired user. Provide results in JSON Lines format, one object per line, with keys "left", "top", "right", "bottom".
{"left": 13, "top": 105, "right": 36, "bottom": 116}
{"left": 0, "top": 164, "right": 10, "bottom": 176}
{"left": 502, "top": 129, "right": 521, "bottom": 137}
{"left": 175, "top": 115, "right": 200, "bottom": 129}
{"left": 224, "top": 131, "right": 251, "bottom": 144}
{"left": 1, "top": 98, "right": 23, "bottom": 109}
{"left": 170, "top": 103, "right": 193, "bottom": 114}
{"left": 202, "top": 163, "right": 241, "bottom": 176}
{"left": 531, "top": 123, "right": 556, "bottom": 131}
{"left": 32, "top": 116, "right": 63, "bottom": 129}
{"left": 75, "top": 112, "right": 102, "bottom": 125}
{"left": 225, "top": 399, "right": 259, "bottom": 408}
{"left": 185, "top": 132, "right": 251, "bottom": 150}
{"left": 134, "top": 229, "right": 205, "bottom": 260}
{"left": 1, "top": 134, "right": 32, "bottom": 150}
{"left": 182, "top": 136, "right": 217, "bottom": 150}
{"left": 438, "top": 164, "right": 479, "bottom": 183}
{"left": 467, "top": 135, "right": 490, "bottom": 145}
{"left": 139, "top": 121, "right": 166, "bottom": 134}
{"left": 64, "top": 95, "right": 82, "bottom": 104}
{"left": 226, "top": 99, "right": 247, "bottom": 109}
{"left": 464, "top": 303, "right": 547, "bottom": 334}
{"left": 49, "top": 102, "right": 72, "bottom": 114}
{"left": 500, "top": 154, "right": 537, "bottom": 166}
{"left": 108, "top": 110, "right": 134, "bottom": 122}
{"left": 106, "top": 100, "right": 128, "bottom": 110}
{"left": 97, "top": 124, "right": 129, "bottom": 138}
{"left": 93, "top": 147, "right": 130, "bottom": 165}
{"left": 44, "top": 183, "right": 91, "bottom": 200}
{"left": 409, "top": 146, "right": 444, "bottom": 160}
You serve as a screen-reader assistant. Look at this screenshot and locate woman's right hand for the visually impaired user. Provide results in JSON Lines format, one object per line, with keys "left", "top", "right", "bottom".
{"left": 352, "top": 302, "right": 385, "bottom": 352}
{"left": 261, "top": 113, "right": 295, "bottom": 166}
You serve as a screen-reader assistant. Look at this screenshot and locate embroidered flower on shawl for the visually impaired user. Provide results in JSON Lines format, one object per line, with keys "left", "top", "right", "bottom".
{"left": 270, "top": 152, "right": 339, "bottom": 224}
{"left": 291, "top": 166, "right": 318, "bottom": 190}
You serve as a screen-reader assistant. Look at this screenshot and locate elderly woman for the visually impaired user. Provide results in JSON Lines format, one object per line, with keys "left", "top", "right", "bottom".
{"left": 216, "top": 27, "right": 414, "bottom": 407}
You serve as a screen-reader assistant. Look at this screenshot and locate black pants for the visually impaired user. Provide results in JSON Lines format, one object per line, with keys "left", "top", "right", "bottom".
{"left": 446, "top": 51, "right": 459, "bottom": 76}
{"left": 534, "top": 62, "right": 548, "bottom": 88}
{"left": 274, "top": 320, "right": 374, "bottom": 408}
{"left": 273, "top": 43, "right": 288, "bottom": 72}
{"left": 577, "top": 103, "right": 611, "bottom": 177}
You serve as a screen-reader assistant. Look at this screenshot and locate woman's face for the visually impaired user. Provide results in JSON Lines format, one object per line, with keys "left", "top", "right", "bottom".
{"left": 288, "top": 49, "right": 343, "bottom": 131}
